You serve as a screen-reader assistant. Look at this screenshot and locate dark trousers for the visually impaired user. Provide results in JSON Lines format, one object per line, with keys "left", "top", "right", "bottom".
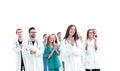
{"left": 21, "top": 53, "right": 25, "bottom": 71}
{"left": 86, "top": 69, "right": 100, "bottom": 71}
{"left": 62, "top": 61, "right": 65, "bottom": 71}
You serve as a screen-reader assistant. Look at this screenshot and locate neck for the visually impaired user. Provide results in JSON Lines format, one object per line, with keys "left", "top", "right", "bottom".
{"left": 89, "top": 38, "right": 92, "bottom": 41}
{"left": 44, "top": 40, "right": 47, "bottom": 42}
{"left": 68, "top": 35, "right": 74, "bottom": 39}
{"left": 58, "top": 37, "right": 61, "bottom": 39}
{"left": 30, "top": 37, "right": 35, "bottom": 41}
{"left": 18, "top": 37, "right": 22, "bottom": 41}
{"left": 58, "top": 38, "right": 61, "bottom": 41}
{"left": 49, "top": 43, "right": 53, "bottom": 47}
{"left": 69, "top": 35, "right": 72, "bottom": 38}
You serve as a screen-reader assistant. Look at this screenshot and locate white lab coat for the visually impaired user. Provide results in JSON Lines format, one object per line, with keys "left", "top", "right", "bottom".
{"left": 23, "top": 39, "right": 44, "bottom": 71}
{"left": 57, "top": 38, "right": 64, "bottom": 71}
{"left": 84, "top": 39, "right": 100, "bottom": 69}
{"left": 61, "top": 39, "right": 85, "bottom": 71}
{"left": 13, "top": 39, "right": 26, "bottom": 71}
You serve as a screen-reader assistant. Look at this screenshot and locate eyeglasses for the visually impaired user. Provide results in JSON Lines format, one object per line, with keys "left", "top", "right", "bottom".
{"left": 89, "top": 31, "right": 93, "bottom": 33}
{"left": 17, "top": 32, "right": 22, "bottom": 33}
{"left": 30, "top": 32, "right": 36, "bottom": 33}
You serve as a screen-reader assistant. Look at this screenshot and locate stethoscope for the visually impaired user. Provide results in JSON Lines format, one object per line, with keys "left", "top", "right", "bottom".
{"left": 27, "top": 39, "right": 38, "bottom": 48}
{"left": 65, "top": 39, "right": 78, "bottom": 48}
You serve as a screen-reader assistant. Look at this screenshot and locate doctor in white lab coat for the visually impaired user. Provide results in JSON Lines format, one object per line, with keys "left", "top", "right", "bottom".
{"left": 61, "top": 24, "right": 85, "bottom": 71}
{"left": 57, "top": 32, "right": 65, "bottom": 71}
{"left": 23, "top": 27, "right": 44, "bottom": 71}
{"left": 84, "top": 29, "right": 100, "bottom": 71}
{"left": 13, "top": 28, "right": 26, "bottom": 71}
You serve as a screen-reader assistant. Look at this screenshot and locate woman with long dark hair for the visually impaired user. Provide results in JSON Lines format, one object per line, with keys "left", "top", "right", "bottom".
{"left": 61, "top": 24, "right": 85, "bottom": 71}
{"left": 85, "top": 29, "right": 100, "bottom": 71}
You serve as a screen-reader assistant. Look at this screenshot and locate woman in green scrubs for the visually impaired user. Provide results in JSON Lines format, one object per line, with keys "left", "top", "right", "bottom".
{"left": 44, "top": 34, "right": 61, "bottom": 71}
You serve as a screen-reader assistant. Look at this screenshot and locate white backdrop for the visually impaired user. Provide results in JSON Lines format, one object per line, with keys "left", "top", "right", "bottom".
{"left": 0, "top": 0, "right": 120, "bottom": 71}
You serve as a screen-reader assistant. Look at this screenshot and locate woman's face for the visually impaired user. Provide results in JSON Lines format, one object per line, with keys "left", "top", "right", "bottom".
{"left": 49, "top": 35, "right": 54, "bottom": 43}
{"left": 89, "top": 30, "right": 94, "bottom": 38}
{"left": 52, "top": 35, "right": 56, "bottom": 41}
{"left": 69, "top": 26, "right": 75, "bottom": 36}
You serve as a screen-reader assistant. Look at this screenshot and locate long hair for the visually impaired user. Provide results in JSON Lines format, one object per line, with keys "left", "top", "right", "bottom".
{"left": 64, "top": 24, "right": 79, "bottom": 40}
{"left": 46, "top": 35, "right": 55, "bottom": 47}
{"left": 51, "top": 34, "right": 58, "bottom": 44}
{"left": 87, "top": 29, "right": 93, "bottom": 39}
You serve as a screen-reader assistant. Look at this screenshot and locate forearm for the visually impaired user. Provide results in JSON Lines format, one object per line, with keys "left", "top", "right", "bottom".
{"left": 55, "top": 49, "right": 60, "bottom": 56}
{"left": 85, "top": 45, "right": 88, "bottom": 50}
{"left": 48, "top": 49, "right": 55, "bottom": 59}
{"left": 95, "top": 44, "right": 97, "bottom": 50}
{"left": 94, "top": 39, "right": 97, "bottom": 50}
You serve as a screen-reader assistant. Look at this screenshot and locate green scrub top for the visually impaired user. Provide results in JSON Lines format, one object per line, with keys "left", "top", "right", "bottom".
{"left": 44, "top": 45, "right": 61, "bottom": 69}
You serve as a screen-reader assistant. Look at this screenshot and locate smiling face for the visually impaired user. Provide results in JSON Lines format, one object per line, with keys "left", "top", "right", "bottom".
{"left": 87, "top": 29, "right": 94, "bottom": 39}
{"left": 64, "top": 24, "right": 79, "bottom": 40}
{"left": 89, "top": 30, "right": 94, "bottom": 39}
{"left": 51, "top": 34, "right": 58, "bottom": 44}
{"left": 47, "top": 35, "right": 54, "bottom": 46}
{"left": 69, "top": 26, "right": 75, "bottom": 37}
{"left": 52, "top": 34, "right": 56, "bottom": 41}
{"left": 49, "top": 35, "right": 54, "bottom": 43}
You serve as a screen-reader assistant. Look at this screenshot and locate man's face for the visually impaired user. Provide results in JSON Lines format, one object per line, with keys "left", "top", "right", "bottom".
{"left": 16, "top": 30, "right": 22, "bottom": 37}
{"left": 57, "top": 33, "right": 61, "bottom": 38}
{"left": 43, "top": 35, "right": 48, "bottom": 41}
{"left": 29, "top": 29, "right": 36, "bottom": 38}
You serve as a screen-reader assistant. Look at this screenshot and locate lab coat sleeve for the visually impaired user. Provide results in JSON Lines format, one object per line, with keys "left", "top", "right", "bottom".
{"left": 79, "top": 40, "right": 85, "bottom": 63}
{"left": 35, "top": 41, "right": 44, "bottom": 56}
{"left": 82, "top": 40, "right": 88, "bottom": 53}
{"left": 73, "top": 40, "right": 85, "bottom": 64}
{"left": 13, "top": 40, "right": 22, "bottom": 52}
{"left": 60, "top": 39, "right": 73, "bottom": 56}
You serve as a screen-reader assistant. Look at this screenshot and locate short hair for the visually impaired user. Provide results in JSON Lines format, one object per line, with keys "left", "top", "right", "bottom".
{"left": 57, "top": 32, "right": 61, "bottom": 35}
{"left": 28, "top": 27, "right": 36, "bottom": 33}
{"left": 16, "top": 28, "right": 22, "bottom": 34}
{"left": 43, "top": 33, "right": 47, "bottom": 37}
